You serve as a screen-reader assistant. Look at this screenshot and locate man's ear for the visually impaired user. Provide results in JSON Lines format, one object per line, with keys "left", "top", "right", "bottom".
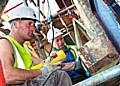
{"left": 13, "top": 20, "right": 19, "bottom": 29}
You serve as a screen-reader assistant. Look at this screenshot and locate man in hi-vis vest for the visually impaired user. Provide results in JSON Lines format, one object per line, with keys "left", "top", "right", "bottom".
{"left": 0, "top": 6, "right": 72, "bottom": 86}
{"left": 47, "top": 28, "right": 89, "bottom": 84}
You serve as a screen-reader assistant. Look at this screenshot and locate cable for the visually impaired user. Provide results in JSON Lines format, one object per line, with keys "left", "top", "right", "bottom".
{"left": 46, "top": 0, "right": 55, "bottom": 56}
{"left": 46, "top": 0, "right": 52, "bottom": 21}
{"left": 41, "top": 70, "right": 57, "bottom": 86}
{"left": 23, "top": 0, "right": 28, "bottom": 6}
{"left": 49, "top": 25, "right": 54, "bottom": 56}
{"left": 41, "top": 0, "right": 46, "bottom": 32}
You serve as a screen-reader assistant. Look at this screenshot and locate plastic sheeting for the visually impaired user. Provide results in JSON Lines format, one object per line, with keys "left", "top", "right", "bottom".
{"left": 94, "top": 0, "right": 120, "bottom": 53}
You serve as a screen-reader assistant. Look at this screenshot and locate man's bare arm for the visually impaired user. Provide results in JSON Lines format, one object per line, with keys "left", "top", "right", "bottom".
{"left": 0, "top": 39, "right": 42, "bottom": 84}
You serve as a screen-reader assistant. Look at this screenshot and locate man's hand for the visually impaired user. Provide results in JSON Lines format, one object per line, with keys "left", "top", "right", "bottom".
{"left": 41, "top": 57, "right": 61, "bottom": 75}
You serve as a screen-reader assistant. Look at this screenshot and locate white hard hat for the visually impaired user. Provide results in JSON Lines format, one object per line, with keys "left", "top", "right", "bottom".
{"left": 8, "top": 6, "right": 38, "bottom": 22}
{"left": 47, "top": 28, "right": 63, "bottom": 43}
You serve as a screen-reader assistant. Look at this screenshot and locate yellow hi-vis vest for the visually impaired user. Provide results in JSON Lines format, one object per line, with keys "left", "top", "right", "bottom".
{"left": 66, "top": 45, "right": 78, "bottom": 59}
{"left": 6, "top": 36, "right": 33, "bottom": 70}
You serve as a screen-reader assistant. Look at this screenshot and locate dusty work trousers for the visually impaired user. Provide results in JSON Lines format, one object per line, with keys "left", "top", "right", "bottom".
{"left": 23, "top": 70, "right": 72, "bottom": 86}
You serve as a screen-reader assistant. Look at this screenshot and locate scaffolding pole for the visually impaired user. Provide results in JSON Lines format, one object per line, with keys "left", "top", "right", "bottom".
{"left": 73, "top": 64, "right": 120, "bottom": 86}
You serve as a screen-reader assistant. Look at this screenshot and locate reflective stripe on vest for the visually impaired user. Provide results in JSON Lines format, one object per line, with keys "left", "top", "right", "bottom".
{"left": 6, "top": 36, "right": 32, "bottom": 70}
{"left": 66, "top": 45, "right": 78, "bottom": 59}
{"left": 6, "top": 36, "right": 25, "bottom": 69}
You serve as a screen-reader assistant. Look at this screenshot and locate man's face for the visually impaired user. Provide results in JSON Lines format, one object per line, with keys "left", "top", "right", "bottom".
{"left": 53, "top": 35, "right": 65, "bottom": 50}
{"left": 15, "top": 20, "right": 36, "bottom": 41}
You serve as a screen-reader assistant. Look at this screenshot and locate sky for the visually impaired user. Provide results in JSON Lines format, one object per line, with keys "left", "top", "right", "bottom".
{"left": 3, "top": 0, "right": 120, "bottom": 29}
{"left": 2, "top": 0, "right": 60, "bottom": 29}
{"left": 3, "top": 0, "right": 60, "bottom": 19}
{"left": 2, "top": 0, "right": 120, "bottom": 19}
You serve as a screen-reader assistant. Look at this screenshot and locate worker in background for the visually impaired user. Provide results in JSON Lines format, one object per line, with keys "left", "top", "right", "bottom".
{"left": 0, "top": 6, "right": 72, "bottom": 86}
{"left": 47, "top": 28, "right": 89, "bottom": 84}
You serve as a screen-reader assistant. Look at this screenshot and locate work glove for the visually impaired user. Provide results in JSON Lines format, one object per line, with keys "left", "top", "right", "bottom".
{"left": 40, "top": 56, "right": 61, "bottom": 76}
